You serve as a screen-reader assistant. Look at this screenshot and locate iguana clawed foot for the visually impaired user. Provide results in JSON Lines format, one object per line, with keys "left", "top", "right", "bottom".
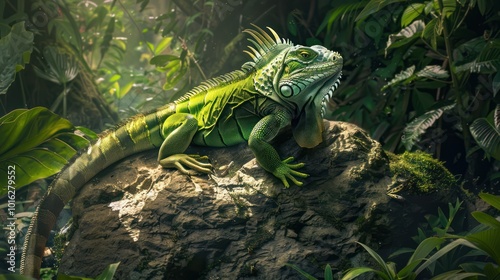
{"left": 272, "top": 157, "right": 309, "bottom": 188}
{"left": 159, "top": 154, "right": 212, "bottom": 175}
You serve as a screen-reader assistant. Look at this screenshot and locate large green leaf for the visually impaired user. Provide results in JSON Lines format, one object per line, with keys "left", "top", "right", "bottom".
{"left": 470, "top": 106, "right": 500, "bottom": 160}
{"left": 415, "top": 239, "right": 478, "bottom": 275}
{"left": 471, "top": 211, "right": 500, "bottom": 229}
{"left": 357, "top": 242, "right": 396, "bottom": 279}
{"left": 407, "top": 237, "right": 445, "bottom": 266}
{"left": 341, "top": 267, "right": 378, "bottom": 280}
{"left": 480, "top": 192, "right": 500, "bottom": 211}
{"left": 154, "top": 36, "right": 173, "bottom": 56}
{"left": 0, "top": 22, "right": 34, "bottom": 95}
{"left": 465, "top": 229, "right": 500, "bottom": 265}
{"left": 397, "top": 237, "right": 445, "bottom": 278}
{"left": 421, "top": 18, "right": 439, "bottom": 50}
{"left": 0, "top": 107, "right": 92, "bottom": 194}
{"left": 402, "top": 104, "right": 455, "bottom": 150}
{"left": 401, "top": 3, "right": 425, "bottom": 27}
{"left": 150, "top": 54, "right": 180, "bottom": 67}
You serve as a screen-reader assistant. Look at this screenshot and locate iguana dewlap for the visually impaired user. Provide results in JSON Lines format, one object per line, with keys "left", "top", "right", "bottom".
{"left": 20, "top": 25, "right": 343, "bottom": 277}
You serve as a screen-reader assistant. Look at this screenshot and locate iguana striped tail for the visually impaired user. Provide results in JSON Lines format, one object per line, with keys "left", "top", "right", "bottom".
{"left": 20, "top": 105, "right": 174, "bottom": 277}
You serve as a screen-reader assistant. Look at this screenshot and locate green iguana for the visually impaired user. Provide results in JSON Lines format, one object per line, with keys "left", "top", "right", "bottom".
{"left": 20, "top": 25, "right": 343, "bottom": 277}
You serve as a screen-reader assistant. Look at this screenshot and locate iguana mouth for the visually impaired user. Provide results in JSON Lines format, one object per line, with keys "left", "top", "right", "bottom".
{"left": 320, "top": 72, "right": 342, "bottom": 118}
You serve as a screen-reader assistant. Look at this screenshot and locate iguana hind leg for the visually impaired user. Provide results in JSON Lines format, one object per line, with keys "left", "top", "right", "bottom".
{"left": 158, "top": 113, "right": 212, "bottom": 175}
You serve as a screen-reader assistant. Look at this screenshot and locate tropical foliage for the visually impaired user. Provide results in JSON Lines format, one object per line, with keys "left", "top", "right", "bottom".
{"left": 313, "top": 0, "right": 499, "bottom": 187}
{"left": 0, "top": 0, "right": 224, "bottom": 191}
{"left": 289, "top": 193, "right": 500, "bottom": 279}
{"left": 0, "top": 107, "right": 96, "bottom": 195}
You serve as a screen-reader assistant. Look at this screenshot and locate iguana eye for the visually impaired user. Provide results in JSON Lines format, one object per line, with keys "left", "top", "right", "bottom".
{"left": 299, "top": 51, "right": 311, "bottom": 59}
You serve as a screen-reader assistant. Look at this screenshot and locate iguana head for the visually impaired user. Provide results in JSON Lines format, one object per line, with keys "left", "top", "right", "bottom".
{"left": 244, "top": 26, "right": 343, "bottom": 148}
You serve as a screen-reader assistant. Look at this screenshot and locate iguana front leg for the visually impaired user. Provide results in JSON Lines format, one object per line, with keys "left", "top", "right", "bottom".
{"left": 248, "top": 108, "right": 308, "bottom": 188}
{"left": 158, "top": 113, "right": 212, "bottom": 174}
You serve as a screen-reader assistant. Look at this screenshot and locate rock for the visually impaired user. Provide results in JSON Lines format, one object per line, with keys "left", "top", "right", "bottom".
{"left": 56, "top": 121, "right": 452, "bottom": 279}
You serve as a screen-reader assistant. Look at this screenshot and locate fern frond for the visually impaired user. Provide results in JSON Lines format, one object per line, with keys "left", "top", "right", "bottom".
{"left": 415, "top": 65, "right": 449, "bottom": 79}
{"left": 381, "top": 65, "right": 415, "bottom": 91}
{"left": 386, "top": 20, "right": 425, "bottom": 56}
{"left": 382, "top": 65, "right": 448, "bottom": 91}
{"left": 402, "top": 104, "right": 455, "bottom": 150}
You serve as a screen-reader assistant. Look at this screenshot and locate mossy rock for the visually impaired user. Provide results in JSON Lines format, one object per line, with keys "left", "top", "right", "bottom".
{"left": 388, "top": 151, "right": 457, "bottom": 195}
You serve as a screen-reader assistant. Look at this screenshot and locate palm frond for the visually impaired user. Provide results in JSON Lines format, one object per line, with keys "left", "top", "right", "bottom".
{"left": 33, "top": 46, "right": 79, "bottom": 85}
{"left": 470, "top": 108, "right": 500, "bottom": 160}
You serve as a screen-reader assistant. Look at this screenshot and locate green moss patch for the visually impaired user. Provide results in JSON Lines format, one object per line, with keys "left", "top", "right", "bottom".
{"left": 388, "top": 151, "right": 456, "bottom": 194}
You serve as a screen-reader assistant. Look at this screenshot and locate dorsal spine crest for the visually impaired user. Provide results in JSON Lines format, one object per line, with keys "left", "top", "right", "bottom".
{"left": 175, "top": 67, "right": 252, "bottom": 104}
{"left": 176, "top": 25, "right": 291, "bottom": 104}
{"left": 243, "top": 25, "right": 293, "bottom": 65}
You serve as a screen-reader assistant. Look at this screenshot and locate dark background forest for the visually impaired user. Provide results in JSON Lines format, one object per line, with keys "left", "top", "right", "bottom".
{"left": 1, "top": 0, "right": 500, "bottom": 278}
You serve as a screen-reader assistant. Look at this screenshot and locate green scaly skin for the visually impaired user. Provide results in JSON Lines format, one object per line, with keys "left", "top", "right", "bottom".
{"left": 20, "top": 25, "right": 343, "bottom": 277}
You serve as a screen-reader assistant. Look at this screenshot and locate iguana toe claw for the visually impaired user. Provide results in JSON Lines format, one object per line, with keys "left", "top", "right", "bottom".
{"left": 273, "top": 157, "right": 309, "bottom": 188}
